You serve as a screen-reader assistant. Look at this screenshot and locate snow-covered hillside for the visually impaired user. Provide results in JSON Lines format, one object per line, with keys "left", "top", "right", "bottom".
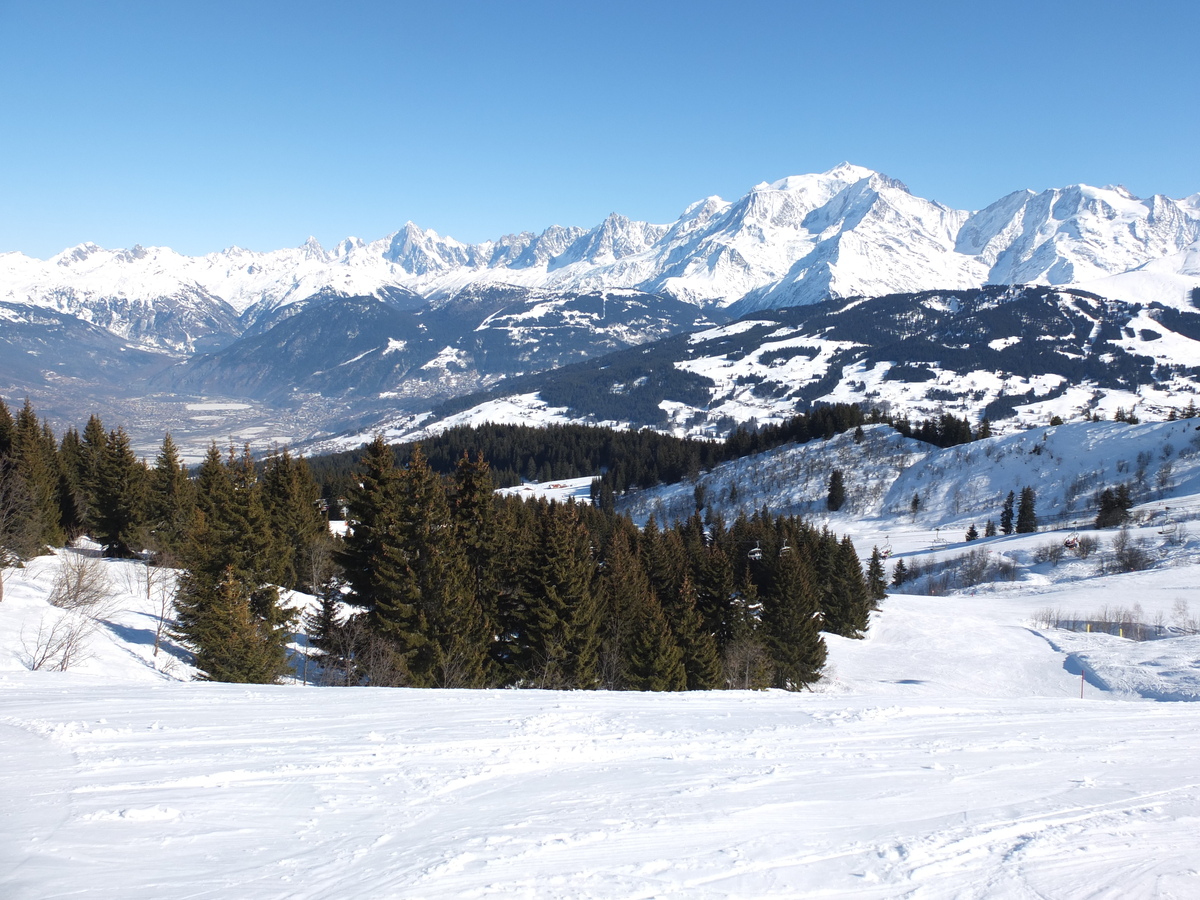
{"left": 620, "top": 419, "right": 1200, "bottom": 547}
{"left": 7, "top": 427, "right": 1200, "bottom": 896}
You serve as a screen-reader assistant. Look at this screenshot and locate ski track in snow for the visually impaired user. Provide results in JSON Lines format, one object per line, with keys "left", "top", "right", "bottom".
{"left": 4, "top": 683, "right": 1200, "bottom": 898}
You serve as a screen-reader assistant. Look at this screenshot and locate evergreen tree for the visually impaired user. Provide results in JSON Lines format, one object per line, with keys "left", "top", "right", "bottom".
{"left": 13, "top": 400, "right": 63, "bottom": 549}
{"left": 1000, "top": 491, "right": 1016, "bottom": 535}
{"left": 891, "top": 558, "right": 909, "bottom": 587}
{"left": 339, "top": 435, "right": 402, "bottom": 616}
{"left": 452, "top": 451, "right": 500, "bottom": 627}
{"left": 1016, "top": 486, "right": 1037, "bottom": 533}
{"left": 866, "top": 547, "right": 888, "bottom": 604}
{"left": 984, "top": 519, "right": 997, "bottom": 538}
{"left": 93, "top": 426, "right": 147, "bottom": 557}
{"left": 965, "top": 523, "right": 979, "bottom": 542}
{"left": 597, "top": 520, "right": 648, "bottom": 691}
{"left": 1095, "top": 484, "right": 1133, "bottom": 528}
{"left": 723, "top": 574, "right": 770, "bottom": 689}
{"left": 79, "top": 414, "right": 108, "bottom": 531}
{"left": 146, "top": 432, "right": 194, "bottom": 561}
{"left": 822, "top": 535, "right": 870, "bottom": 637}
{"left": 189, "top": 567, "right": 293, "bottom": 684}
{"left": 693, "top": 539, "right": 737, "bottom": 644}
{"left": 826, "top": 469, "right": 846, "bottom": 512}
{"left": 525, "top": 499, "right": 601, "bottom": 688}
{"left": 0, "top": 397, "right": 13, "bottom": 459}
{"left": 376, "top": 445, "right": 488, "bottom": 687}
{"left": 261, "top": 447, "right": 326, "bottom": 591}
{"left": 56, "top": 427, "right": 88, "bottom": 540}
{"left": 667, "top": 572, "right": 722, "bottom": 690}
{"left": 624, "top": 590, "right": 687, "bottom": 691}
{"left": 174, "top": 443, "right": 294, "bottom": 683}
{"left": 761, "top": 548, "right": 826, "bottom": 690}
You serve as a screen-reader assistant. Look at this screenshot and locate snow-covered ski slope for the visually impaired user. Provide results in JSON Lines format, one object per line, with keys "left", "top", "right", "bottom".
{"left": 7, "top": 424, "right": 1200, "bottom": 896}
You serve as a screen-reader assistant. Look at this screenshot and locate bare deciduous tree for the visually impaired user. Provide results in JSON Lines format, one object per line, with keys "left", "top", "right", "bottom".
{"left": 21, "top": 612, "right": 97, "bottom": 671}
{"left": 48, "top": 552, "right": 115, "bottom": 614}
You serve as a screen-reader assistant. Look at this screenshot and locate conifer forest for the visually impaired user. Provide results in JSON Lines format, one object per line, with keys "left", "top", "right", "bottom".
{"left": 0, "top": 396, "right": 886, "bottom": 691}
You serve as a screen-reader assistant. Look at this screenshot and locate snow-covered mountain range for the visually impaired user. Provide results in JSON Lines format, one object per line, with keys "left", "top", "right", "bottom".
{"left": 3, "top": 164, "right": 1198, "bottom": 353}
{"left": 2, "top": 164, "right": 1198, "bottom": 454}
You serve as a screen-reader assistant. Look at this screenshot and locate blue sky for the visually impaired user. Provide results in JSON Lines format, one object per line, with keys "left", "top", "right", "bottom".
{"left": 1, "top": 0, "right": 1196, "bottom": 258}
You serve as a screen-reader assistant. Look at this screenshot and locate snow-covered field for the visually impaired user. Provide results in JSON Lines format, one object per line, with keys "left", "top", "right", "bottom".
{"left": 6, "top": 427, "right": 1200, "bottom": 896}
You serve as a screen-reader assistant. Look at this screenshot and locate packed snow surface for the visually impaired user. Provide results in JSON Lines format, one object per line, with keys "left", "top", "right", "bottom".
{"left": 7, "top": 438, "right": 1200, "bottom": 895}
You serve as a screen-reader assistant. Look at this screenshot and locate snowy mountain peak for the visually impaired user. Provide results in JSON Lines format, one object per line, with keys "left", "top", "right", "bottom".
{"left": 54, "top": 242, "right": 104, "bottom": 266}
{"left": 301, "top": 236, "right": 327, "bottom": 261}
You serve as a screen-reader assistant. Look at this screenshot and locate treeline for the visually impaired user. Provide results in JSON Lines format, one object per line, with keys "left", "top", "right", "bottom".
{"left": 305, "top": 405, "right": 985, "bottom": 507}
{"left": 310, "top": 437, "right": 887, "bottom": 691}
{"left": 304, "top": 423, "right": 726, "bottom": 500}
{"left": 724, "top": 406, "right": 982, "bottom": 459}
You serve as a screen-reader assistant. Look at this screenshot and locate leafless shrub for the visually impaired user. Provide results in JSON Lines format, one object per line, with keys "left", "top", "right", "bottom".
{"left": 902, "top": 548, "right": 1009, "bottom": 595}
{"left": 959, "top": 548, "right": 991, "bottom": 586}
{"left": 1172, "top": 598, "right": 1200, "bottom": 635}
{"left": 1165, "top": 522, "right": 1189, "bottom": 548}
{"left": 1034, "top": 603, "right": 1161, "bottom": 640}
{"left": 1110, "top": 526, "right": 1154, "bottom": 573}
{"left": 1032, "top": 541, "right": 1066, "bottom": 566}
{"left": 48, "top": 552, "right": 115, "bottom": 614}
{"left": 1072, "top": 535, "right": 1099, "bottom": 559}
{"left": 21, "top": 611, "right": 97, "bottom": 671}
{"left": 1032, "top": 607, "right": 1075, "bottom": 629}
{"left": 723, "top": 638, "right": 772, "bottom": 690}
{"left": 310, "top": 610, "right": 406, "bottom": 687}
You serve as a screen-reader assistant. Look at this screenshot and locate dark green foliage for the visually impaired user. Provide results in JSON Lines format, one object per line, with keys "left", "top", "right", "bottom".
{"left": 623, "top": 590, "right": 687, "bottom": 691}
{"left": 352, "top": 443, "right": 485, "bottom": 687}
{"left": 93, "top": 427, "right": 147, "bottom": 557}
{"left": 822, "top": 536, "right": 871, "bottom": 638}
{"left": 146, "top": 433, "right": 194, "bottom": 561}
{"left": 523, "top": 499, "right": 602, "bottom": 689}
{"left": 173, "top": 444, "right": 295, "bottom": 684}
{"left": 1016, "top": 486, "right": 1038, "bottom": 533}
{"left": 761, "top": 546, "right": 827, "bottom": 689}
{"left": 965, "top": 523, "right": 979, "bottom": 542}
{"left": 892, "top": 558, "right": 909, "bottom": 587}
{"left": 866, "top": 547, "right": 888, "bottom": 604}
{"left": 188, "top": 568, "right": 293, "bottom": 684}
{"left": 0, "top": 398, "right": 13, "bottom": 459}
{"left": 1094, "top": 484, "right": 1133, "bottom": 528}
{"left": 0, "top": 394, "right": 870, "bottom": 693}
{"left": 984, "top": 519, "right": 997, "bottom": 538}
{"left": 304, "top": 404, "right": 987, "bottom": 514}
{"left": 13, "top": 400, "right": 64, "bottom": 549}
{"left": 827, "top": 469, "right": 846, "bottom": 512}
{"left": 261, "top": 447, "right": 326, "bottom": 591}
{"left": 1000, "top": 491, "right": 1016, "bottom": 535}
